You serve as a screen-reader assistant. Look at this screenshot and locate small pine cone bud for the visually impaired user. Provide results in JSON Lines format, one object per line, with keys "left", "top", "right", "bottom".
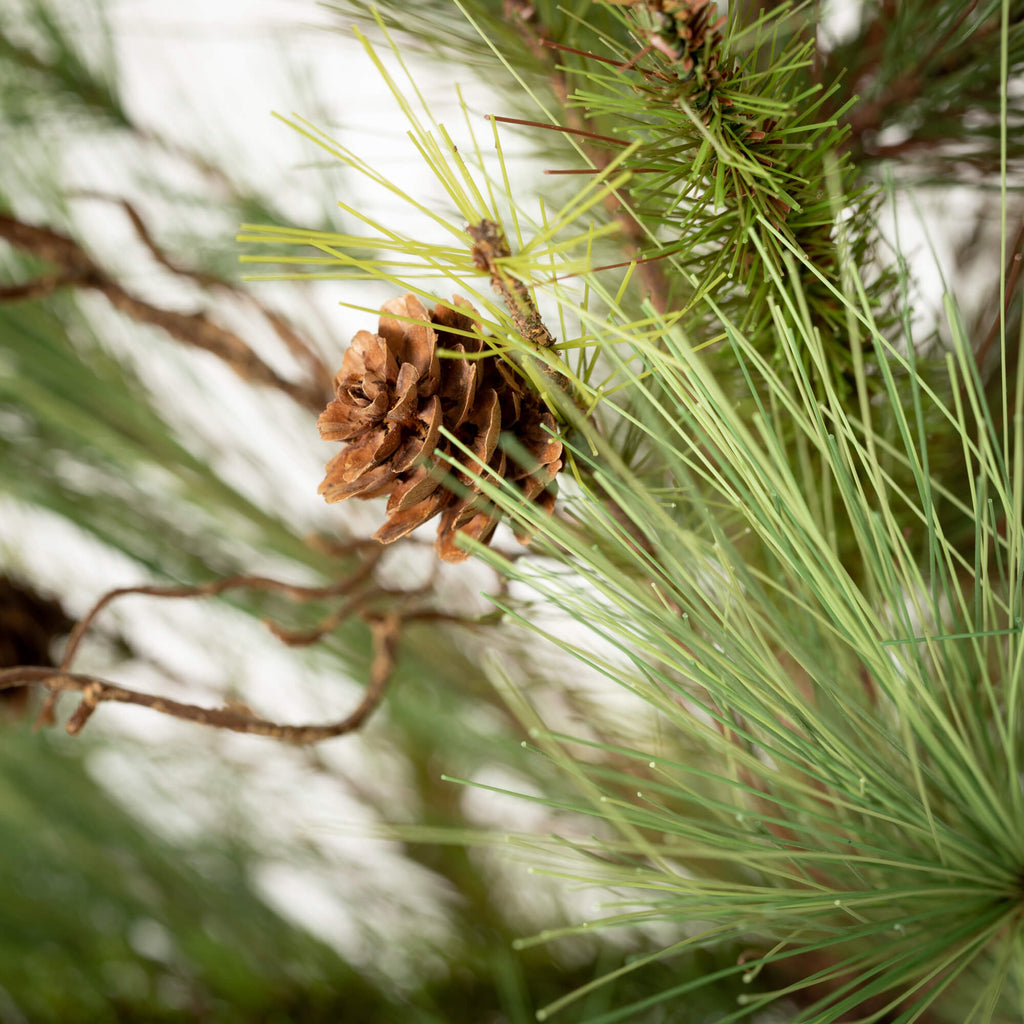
{"left": 648, "top": 0, "right": 726, "bottom": 86}
{"left": 318, "top": 293, "right": 563, "bottom": 562}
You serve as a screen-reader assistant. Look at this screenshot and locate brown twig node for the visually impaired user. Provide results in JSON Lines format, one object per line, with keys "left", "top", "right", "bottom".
{"left": 466, "top": 219, "right": 556, "bottom": 349}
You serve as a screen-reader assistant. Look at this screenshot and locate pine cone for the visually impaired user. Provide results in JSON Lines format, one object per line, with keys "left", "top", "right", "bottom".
{"left": 318, "top": 294, "right": 562, "bottom": 562}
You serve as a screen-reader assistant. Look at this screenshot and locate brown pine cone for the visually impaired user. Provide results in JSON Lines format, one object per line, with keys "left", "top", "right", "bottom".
{"left": 318, "top": 294, "right": 562, "bottom": 562}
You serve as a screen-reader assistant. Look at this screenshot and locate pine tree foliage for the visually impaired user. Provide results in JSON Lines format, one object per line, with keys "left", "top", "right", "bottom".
{"left": 245, "top": 1, "right": 1024, "bottom": 1020}
{"left": 3, "top": 0, "right": 1024, "bottom": 1022}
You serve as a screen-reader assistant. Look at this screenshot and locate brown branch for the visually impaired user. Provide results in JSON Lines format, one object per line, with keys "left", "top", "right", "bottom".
{"left": 1, "top": 614, "right": 400, "bottom": 743}
{"left": 1, "top": 546, "right": 410, "bottom": 741}
{"left": 0, "top": 539, "right": 499, "bottom": 741}
{"left": 0, "top": 211, "right": 328, "bottom": 411}
{"left": 466, "top": 219, "right": 556, "bottom": 349}
{"left": 269, "top": 583, "right": 500, "bottom": 646}
{"left": 70, "top": 191, "right": 335, "bottom": 393}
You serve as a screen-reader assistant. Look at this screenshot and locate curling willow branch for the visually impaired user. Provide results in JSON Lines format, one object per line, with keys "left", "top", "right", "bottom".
{"left": 6, "top": 547, "right": 503, "bottom": 741}
{"left": 58, "top": 558, "right": 384, "bottom": 669}
{"left": 0, "top": 614, "right": 401, "bottom": 743}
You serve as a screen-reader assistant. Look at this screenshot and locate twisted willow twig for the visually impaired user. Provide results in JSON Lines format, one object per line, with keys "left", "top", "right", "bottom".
{"left": 0, "top": 540, "right": 499, "bottom": 742}
{"left": 0, "top": 613, "right": 400, "bottom": 743}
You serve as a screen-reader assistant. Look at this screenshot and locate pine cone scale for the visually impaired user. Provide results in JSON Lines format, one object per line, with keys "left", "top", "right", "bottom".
{"left": 319, "top": 460, "right": 394, "bottom": 502}
{"left": 436, "top": 506, "right": 497, "bottom": 562}
{"left": 439, "top": 346, "right": 477, "bottom": 427}
{"left": 390, "top": 395, "right": 443, "bottom": 474}
{"left": 466, "top": 390, "right": 501, "bottom": 472}
{"left": 386, "top": 460, "right": 446, "bottom": 514}
{"left": 374, "top": 488, "right": 449, "bottom": 545}
{"left": 342, "top": 329, "right": 395, "bottom": 384}
{"left": 387, "top": 363, "right": 421, "bottom": 423}
{"left": 332, "top": 428, "right": 399, "bottom": 483}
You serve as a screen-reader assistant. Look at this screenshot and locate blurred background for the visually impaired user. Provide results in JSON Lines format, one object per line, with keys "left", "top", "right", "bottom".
{"left": 1, "top": 1, "right": 1016, "bottom": 1021}
{"left": 0, "top": 2, "right": 713, "bottom": 1021}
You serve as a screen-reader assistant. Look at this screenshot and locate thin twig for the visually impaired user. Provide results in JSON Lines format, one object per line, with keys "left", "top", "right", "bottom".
{"left": 59, "top": 562, "right": 382, "bottom": 670}
{"left": 267, "top": 590, "right": 373, "bottom": 647}
{"left": 72, "top": 190, "right": 224, "bottom": 288}
{"left": 466, "top": 219, "right": 556, "bottom": 349}
{"left": 465, "top": 218, "right": 577, "bottom": 410}
{"left": 3, "top": 541, "right": 495, "bottom": 741}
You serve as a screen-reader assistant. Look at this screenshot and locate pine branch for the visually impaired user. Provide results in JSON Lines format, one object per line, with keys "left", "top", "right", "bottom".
{"left": 540, "top": 0, "right": 893, "bottom": 393}
{"left": 501, "top": 0, "right": 676, "bottom": 313}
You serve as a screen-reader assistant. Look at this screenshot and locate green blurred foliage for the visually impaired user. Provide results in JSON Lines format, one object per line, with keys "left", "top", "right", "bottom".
{"left": 0, "top": 727, "right": 403, "bottom": 1023}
